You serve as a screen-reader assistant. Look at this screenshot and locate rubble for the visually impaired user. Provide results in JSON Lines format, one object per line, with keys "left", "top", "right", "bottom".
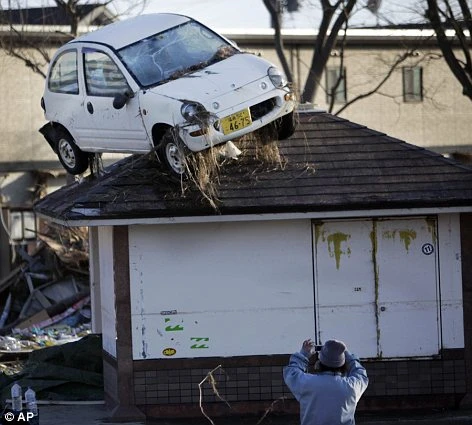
{"left": 0, "top": 224, "right": 95, "bottom": 401}
{"left": 0, "top": 334, "right": 103, "bottom": 402}
{"left": 0, "top": 224, "right": 91, "bottom": 353}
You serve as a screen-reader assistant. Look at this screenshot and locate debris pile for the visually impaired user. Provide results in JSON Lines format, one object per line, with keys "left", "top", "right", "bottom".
{"left": 0, "top": 334, "right": 103, "bottom": 402}
{"left": 0, "top": 224, "right": 91, "bottom": 353}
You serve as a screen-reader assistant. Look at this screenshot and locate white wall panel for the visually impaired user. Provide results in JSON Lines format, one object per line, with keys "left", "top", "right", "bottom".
{"left": 438, "top": 214, "right": 464, "bottom": 348}
{"left": 129, "top": 220, "right": 314, "bottom": 359}
{"left": 89, "top": 227, "right": 102, "bottom": 333}
{"left": 375, "top": 217, "right": 439, "bottom": 357}
{"left": 314, "top": 217, "right": 446, "bottom": 359}
{"left": 98, "top": 226, "right": 116, "bottom": 357}
{"left": 314, "top": 220, "right": 378, "bottom": 357}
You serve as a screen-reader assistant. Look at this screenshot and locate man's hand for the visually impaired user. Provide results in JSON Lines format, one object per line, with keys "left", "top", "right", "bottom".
{"left": 300, "top": 339, "right": 316, "bottom": 357}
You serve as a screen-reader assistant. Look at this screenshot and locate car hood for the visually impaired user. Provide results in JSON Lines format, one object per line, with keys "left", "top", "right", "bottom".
{"left": 146, "top": 53, "right": 273, "bottom": 103}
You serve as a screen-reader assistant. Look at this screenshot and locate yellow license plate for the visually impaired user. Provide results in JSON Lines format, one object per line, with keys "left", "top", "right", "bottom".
{"left": 220, "top": 108, "right": 252, "bottom": 135}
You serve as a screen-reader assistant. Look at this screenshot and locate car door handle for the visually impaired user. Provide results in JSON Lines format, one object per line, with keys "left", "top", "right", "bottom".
{"left": 87, "top": 102, "right": 94, "bottom": 114}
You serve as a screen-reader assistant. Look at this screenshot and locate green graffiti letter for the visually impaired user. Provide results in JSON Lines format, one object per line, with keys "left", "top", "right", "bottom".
{"left": 190, "top": 337, "right": 209, "bottom": 349}
{"left": 327, "top": 232, "right": 351, "bottom": 270}
{"left": 165, "top": 325, "right": 184, "bottom": 332}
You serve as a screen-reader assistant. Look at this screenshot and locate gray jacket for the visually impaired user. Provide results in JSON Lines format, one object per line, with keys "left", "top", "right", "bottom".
{"left": 283, "top": 350, "right": 369, "bottom": 425}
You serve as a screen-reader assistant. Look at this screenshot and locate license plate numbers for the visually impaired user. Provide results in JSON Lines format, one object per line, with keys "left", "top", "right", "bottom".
{"left": 220, "top": 108, "right": 252, "bottom": 135}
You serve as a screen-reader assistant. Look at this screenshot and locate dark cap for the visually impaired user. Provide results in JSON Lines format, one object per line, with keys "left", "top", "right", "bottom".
{"left": 319, "top": 340, "right": 346, "bottom": 368}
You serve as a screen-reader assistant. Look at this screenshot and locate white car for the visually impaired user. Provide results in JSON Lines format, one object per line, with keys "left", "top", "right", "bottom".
{"left": 40, "top": 13, "right": 296, "bottom": 176}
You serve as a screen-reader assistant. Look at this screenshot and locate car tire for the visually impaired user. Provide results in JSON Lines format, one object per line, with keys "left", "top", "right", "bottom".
{"left": 56, "top": 131, "right": 90, "bottom": 175}
{"left": 158, "top": 129, "right": 187, "bottom": 177}
{"left": 275, "top": 111, "right": 296, "bottom": 140}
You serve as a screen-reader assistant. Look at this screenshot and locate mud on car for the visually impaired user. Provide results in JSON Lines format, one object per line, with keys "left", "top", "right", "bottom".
{"left": 40, "top": 13, "right": 296, "bottom": 176}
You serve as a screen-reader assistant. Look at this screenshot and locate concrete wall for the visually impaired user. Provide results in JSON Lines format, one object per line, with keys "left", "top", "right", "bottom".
{"left": 0, "top": 49, "right": 55, "bottom": 164}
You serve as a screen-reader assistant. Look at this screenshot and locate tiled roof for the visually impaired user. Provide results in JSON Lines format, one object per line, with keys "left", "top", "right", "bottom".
{"left": 34, "top": 111, "right": 472, "bottom": 223}
{"left": 1, "top": 5, "right": 114, "bottom": 26}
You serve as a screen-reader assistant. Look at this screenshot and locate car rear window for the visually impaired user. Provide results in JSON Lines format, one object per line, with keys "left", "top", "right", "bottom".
{"left": 48, "top": 50, "right": 79, "bottom": 94}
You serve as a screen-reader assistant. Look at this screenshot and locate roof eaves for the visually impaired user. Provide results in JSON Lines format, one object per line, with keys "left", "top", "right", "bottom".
{"left": 221, "top": 27, "right": 461, "bottom": 44}
{"left": 35, "top": 199, "right": 472, "bottom": 228}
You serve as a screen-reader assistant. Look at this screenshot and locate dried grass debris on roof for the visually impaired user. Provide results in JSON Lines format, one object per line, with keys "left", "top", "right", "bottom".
{"left": 237, "top": 129, "right": 285, "bottom": 169}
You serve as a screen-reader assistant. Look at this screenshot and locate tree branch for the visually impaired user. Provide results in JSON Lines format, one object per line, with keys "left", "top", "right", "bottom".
{"left": 441, "top": 0, "right": 472, "bottom": 72}
{"left": 328, "top": 17, "right": 348, "bottom": 113}
{"left": 262, "top": 0, "right": 294, "bottom": 82}
{"left": 301, "top": 0, "right": 356, "bottom": 103}
{"left": 300, "top": 1, "right": 336, "bottom": 102}
{"left": 323, "top": 0, "right": 357, "bottom": 58}
{"left": 334, "top": 50, "right": 415, "bottom": 115}
{"left": 426, "top": 0, "right": 472, "bottom": 100}
{"left": 458, "top": 0, "right": 472, "bottom": 37}
{"left": 0, "top": 0, "right": 148, "bottom": 80}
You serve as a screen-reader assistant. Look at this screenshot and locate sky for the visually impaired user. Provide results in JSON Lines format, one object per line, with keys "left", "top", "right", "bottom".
{"left": 2, "top": 0, "right": 426, "bottom": 30}
{"left": 122, "top": 0, "right": 425, "bottom": 30}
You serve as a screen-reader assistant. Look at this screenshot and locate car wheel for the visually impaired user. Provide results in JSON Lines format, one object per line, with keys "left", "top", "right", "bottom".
{"left": 275, "top": 111, "right": 296, "bottom": 140}
{"left": 158, "top": 130, "right": 187, "bottom": 176}
{"left": 56, "top": 131, "right": 89, "bottom": 175}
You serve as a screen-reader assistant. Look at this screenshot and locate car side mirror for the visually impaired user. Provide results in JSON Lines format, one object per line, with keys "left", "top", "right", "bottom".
{"left": 113, "top": 90, "right": 134, "bottom": 110}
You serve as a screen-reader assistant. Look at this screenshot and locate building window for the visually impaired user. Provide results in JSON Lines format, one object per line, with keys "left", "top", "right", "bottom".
{"left": 403, "top": 67, "right": 423, "bottom": 102}
{"left": 326, "top": 67, "right": 347, "bottom": 104}
{"left": 10, "top": 211, "right": 37, "bottom": 243}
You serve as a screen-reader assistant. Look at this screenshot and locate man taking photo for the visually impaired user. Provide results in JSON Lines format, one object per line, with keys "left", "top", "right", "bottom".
{"left": 283, "top": 339, "right": 369, "bottom": 425}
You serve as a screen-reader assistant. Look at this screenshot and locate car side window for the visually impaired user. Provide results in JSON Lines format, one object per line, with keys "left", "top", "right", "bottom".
{"left": 84, "top": 50, "right": 130, "bottom": 97}
{"left": 48, "top": 50, "right": 79, "bottom": 94}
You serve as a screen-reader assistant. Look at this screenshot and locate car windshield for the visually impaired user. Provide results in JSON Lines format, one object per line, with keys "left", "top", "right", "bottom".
{"left": 118, "top": 20, "right": 238, "bottom": 88}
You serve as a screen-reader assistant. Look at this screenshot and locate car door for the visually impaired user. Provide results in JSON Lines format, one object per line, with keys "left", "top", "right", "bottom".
{"left": 44, "top": 47, "right": 84, "bottom": 137}
{"left": 78, "top": 46, "right": 150, "bottom": 152}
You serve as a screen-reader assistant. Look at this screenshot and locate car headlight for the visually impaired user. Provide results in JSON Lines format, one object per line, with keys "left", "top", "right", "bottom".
{"left": 181, "top": 101, "right": 207, "bottom": 121}
{"left": 268, "top": 66, "right": 287, "bottom": 88}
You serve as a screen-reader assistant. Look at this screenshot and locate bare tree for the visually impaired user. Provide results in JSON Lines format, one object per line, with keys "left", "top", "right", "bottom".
{"left": 0, "top": 17, "right": 52, "bottom": 78}
{"left": 262, "top": 0, "right": 294, "bottom": 82}
{"left": 425, "top": 0, "right": 472, "bottom": 101}
{"left": 263, "top": 0, "right": 358, "bottom": 103}
{"left": 0, "top": 0, "right": 149, "bottom": 78}
{"left": 303, "top": 0, "right": 357, "bottom": 103}
{"left": 261, "top": 0, "right": 450, "bottom": 114}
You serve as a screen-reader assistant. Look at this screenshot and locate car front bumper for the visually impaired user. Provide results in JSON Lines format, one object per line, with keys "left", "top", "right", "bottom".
{"left": 179, "top": 89, "right": 296, "bottom": 152}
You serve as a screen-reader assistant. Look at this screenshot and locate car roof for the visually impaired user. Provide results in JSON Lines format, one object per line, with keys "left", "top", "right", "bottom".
{"left": 73, "top": 13, "right": 191, "bottom": 50}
